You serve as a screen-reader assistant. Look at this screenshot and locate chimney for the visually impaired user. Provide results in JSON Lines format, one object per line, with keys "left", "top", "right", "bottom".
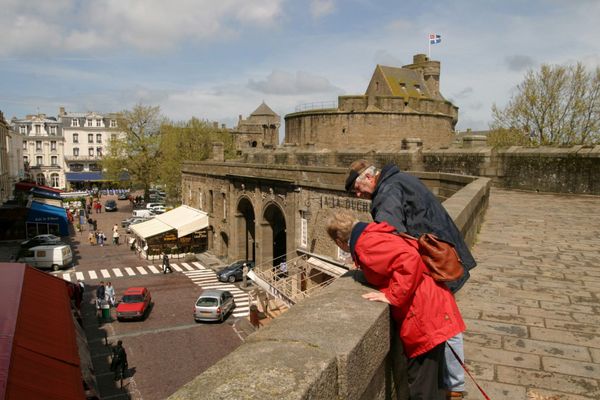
{"left": 212, "top": 142, "right": 224, "bottom": 162}
{"left": 59, "top": 106, "right": 65, "bottom": 116}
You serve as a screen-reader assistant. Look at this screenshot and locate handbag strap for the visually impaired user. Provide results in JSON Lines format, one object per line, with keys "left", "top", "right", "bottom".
{"left": 447, "top": 343, "right": 492, "bottom": 400}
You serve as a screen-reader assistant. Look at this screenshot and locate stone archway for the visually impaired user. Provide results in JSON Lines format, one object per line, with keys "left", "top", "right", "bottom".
{"left": 235, "top": 197, "right": 256, "bottom": 262}
{"left": 261, "top": 202, "right": 286, "bottom": 267}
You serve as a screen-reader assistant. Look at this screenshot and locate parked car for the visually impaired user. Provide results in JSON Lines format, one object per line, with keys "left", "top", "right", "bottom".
{"left": 126, "top": 218, "right": 149, "bottom": 233}
{"left": 193, "top": 289, "right": 236, "bottom": 322}
{"left": 121, "top": 216, "right": 149, "bottom": 228}
{"left": 18, "top": 244, "right": 73, "bottom": 271}
{"left": 116, "top": 287, "right": 152, "bottom": 321}
{"left": 217, "top": 260, "right": 256, "bottom": 283}
{"left": 117, "top": 192, "right": 130, "bottom": 200}
{"left": 132, "top": 209, "right": 156, "bottom": 219}
{"left": 105, "top": 200, "right": 118, "bottom": 212}
{"left": 149, "top": 205, "right": 166, "bottom": 213}
{"left": 20, "top": 234, "right": 62, "bottom": 249}
{"left": 145, "top": 202, "right": 165, "bottom": 210}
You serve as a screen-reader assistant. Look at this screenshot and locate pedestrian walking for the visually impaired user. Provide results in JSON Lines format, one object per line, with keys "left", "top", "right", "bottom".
{"left": 105, "top": 282, "right": 116, "bottom": 307}
{"left": 345, "top": 160, "right": 476, "bottom": 399}
{"left": 162, "top": 252, "right": 172, "bottom": 274}
{"left": 112, "top": 224, "right": 120, "bottom": 245}
{"left": 111, "top": 340, "right": 128, "bottom": 381}
{"left": 95, "top": 281, "right": 105, "bottom": 312}
{"left": 326, "top": 211, "right": 465, "bottom": 400}
{"left": 88, "top": 231, "right": 95, "bottom": 246}
{"left": 98, "top": 231, "right": 105, "bottom": 246}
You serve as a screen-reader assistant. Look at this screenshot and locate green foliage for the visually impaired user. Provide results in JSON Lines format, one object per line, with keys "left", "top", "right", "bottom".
{"left": 486, "top": 128, "right": 532, "bottom": 147}
{"left": 157, "top": 118, "right": 235, "bottom": 202}
{"left": 491, "top": 63, "right": 600, "bottom": 146}
{"left": 102, "top": 104, "right": 163, "bottom": 200}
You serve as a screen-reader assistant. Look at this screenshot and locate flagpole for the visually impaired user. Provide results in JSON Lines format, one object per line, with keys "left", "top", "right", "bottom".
{"left": 428, "top": 35, "right": 431, "bottom": 58}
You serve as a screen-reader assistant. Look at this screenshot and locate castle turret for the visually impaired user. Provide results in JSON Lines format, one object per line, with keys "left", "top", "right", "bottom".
{"left": 404, "top": 54, "right": 441, "bottom": 99}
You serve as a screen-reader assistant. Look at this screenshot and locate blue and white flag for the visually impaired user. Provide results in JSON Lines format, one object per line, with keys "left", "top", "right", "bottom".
{"left": 429, "top": 33, "right": 441, "bottom": 44}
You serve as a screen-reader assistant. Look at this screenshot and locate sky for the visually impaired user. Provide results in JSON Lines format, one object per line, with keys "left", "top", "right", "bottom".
{"left": 1, "top": 0, "right": 599, "bottom": 136}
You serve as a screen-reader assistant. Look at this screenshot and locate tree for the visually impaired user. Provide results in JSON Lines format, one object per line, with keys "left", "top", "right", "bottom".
{"left": 103, "top": 104, "right": 163, "bottom": 199}
{"left": 158, "top": 118, "right": 235, "bottom": 202}
{"left": 491, "top": 63, "right": 600, "bottom": 146}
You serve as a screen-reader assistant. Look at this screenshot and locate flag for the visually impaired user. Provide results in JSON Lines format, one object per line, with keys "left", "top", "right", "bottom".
{"left": 429, "top": 33, "right": 441, "bottom": 45}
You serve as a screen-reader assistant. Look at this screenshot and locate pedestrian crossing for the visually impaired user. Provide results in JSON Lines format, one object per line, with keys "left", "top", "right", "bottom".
{"left": 182, "top": 267, "right": 250, "bottom": 318}
{"left": 55, "top": 261, "right": 251, "bottom": 318}
{"left": 57, "top": 261, "right": 207, "bottom": 282}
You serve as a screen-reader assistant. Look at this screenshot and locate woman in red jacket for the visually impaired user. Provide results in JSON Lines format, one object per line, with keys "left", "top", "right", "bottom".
{"left": 326, "top": 211, "right": 465, "bottom": 399}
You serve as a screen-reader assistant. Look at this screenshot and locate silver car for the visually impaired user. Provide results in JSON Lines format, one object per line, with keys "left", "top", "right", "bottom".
{"left": 193, "top": 289, "right": 236, "bottom": 322}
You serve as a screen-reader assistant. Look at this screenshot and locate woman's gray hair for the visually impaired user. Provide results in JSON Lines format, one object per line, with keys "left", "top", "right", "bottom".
{"left": 326, "top": 210, "right": 358, "bottom": 243}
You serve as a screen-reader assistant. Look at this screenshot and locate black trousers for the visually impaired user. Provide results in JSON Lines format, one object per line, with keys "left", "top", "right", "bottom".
{"left": 407, "top": 341, "right": 446, "bottom": 400}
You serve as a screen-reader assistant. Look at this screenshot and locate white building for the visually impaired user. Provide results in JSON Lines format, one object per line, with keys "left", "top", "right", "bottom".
{"left": 59, "top": 107, "right": 122, "bottom": 189}
{"left": 10, "top": 114, "right": 65, "bottom": 188}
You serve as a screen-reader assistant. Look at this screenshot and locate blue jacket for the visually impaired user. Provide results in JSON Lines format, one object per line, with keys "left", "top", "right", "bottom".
{"left": 370, "top": 164, "right": 476, "bottom": 292}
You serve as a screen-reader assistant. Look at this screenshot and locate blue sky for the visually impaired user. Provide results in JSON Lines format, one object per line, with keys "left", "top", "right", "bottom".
{"left": 1, "top": 0, "right": 599, "bottom": 135}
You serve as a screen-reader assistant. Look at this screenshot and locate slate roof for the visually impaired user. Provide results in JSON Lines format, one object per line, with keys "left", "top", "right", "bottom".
{"left": 377, "top": 65, "right": 433, "bottom": 99}
{"left": 250, "top": 102, "right": 279, "bottom": 117}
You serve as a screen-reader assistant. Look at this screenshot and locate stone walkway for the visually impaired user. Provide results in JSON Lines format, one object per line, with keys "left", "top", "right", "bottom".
{"left": 458, "top": 188, "right": 600, "bottom": 399}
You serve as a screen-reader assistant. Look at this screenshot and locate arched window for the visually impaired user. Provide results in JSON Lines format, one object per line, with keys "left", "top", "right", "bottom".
{"left": 36, "top": 173, "right": 46, "bottom": 186}
{"left": 50, "top": 173, "right": 60, "bottom": 188}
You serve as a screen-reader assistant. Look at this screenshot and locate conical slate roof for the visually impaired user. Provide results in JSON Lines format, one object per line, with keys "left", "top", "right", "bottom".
{"left": 250, "top": 102, "right": 279, "bottom": 117}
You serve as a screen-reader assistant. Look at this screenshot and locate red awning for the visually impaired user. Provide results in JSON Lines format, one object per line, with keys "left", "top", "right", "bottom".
{"left": 0, "top": 264, "right": 84, "bottom": 400}
{"left": 14, "top": 181, "right": 63, "bottom": 193}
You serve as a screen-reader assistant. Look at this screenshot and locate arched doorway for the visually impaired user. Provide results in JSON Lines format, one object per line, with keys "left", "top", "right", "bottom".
{"left": 35, "top": 173, "right": 46, "bottom": 186}
{"left": 236, "top": 197, "right": 256, "bottom": 262}
{"left": 262, "top": 202, "right": 286, "bottom": 267}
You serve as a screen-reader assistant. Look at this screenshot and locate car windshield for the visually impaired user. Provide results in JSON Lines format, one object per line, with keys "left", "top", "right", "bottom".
{"left": 122, "top": 294, "right": 143, "bottom": 303}
{"left": 196, "top": 297, "right": 218, "bottom": 307}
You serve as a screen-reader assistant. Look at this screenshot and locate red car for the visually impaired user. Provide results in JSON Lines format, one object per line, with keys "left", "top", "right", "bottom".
{"left": 116, "top": 287, "right": 152, "bottom": 321}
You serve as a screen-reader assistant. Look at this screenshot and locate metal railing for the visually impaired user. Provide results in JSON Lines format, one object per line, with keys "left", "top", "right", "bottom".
{"left": 251, "top": 254, "right": 337, "bottom": 305}
{"left": 294, "top": 101, "right": 337, "bottom": 113}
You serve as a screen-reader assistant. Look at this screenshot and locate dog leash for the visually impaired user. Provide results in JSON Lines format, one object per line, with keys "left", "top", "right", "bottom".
{"left": 448, "top": 344, "right": 492, "bottom": 400}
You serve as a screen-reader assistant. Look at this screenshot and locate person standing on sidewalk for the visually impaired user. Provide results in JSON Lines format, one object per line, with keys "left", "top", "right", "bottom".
{"left": 105, "top": 281, "right": 116, "bottom": 307}
{"left": 111, "top": 340, "right": 128, "bottom": 381}
{"left": 162, "top": 251, "right": 172, "bottom": 274}
{"left": 95, "top": 281, "right": 105, "bottom": 313}
{"left": 345, "top": 160, "right": 476, "bottom": 400}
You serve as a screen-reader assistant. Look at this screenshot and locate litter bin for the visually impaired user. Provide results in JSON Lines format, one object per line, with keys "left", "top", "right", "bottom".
{"left": 249, "top": 304, "right": 260, "bottom": 328}
{"left": 101, "top": 302, "right": 111, "bottom": 321}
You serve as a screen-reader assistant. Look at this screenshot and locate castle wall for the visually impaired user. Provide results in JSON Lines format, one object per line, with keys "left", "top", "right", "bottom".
{"left": 285, "top": 110, "right": 456, "bottom": 150}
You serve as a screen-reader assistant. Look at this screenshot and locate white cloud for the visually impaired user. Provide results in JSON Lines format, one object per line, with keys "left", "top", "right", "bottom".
{"left": 0, "top": 0, "right": 285, "bottom": 55}
{"left": 247, "top": 70, "right": 342, "bottom": 95}
{"left": 310, "top": 0, "right": 335, "bottom": 19}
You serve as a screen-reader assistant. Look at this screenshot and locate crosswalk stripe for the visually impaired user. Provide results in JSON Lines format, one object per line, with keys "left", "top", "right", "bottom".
{"left": 171, "top": 263, "right": 183, "bottom": 272}
{"left": 74, "top": 271, "right": 84, "bottom": 280}
{"left": 101, "top": 269, "right": 110, "bottom": 278}
{"left": 125, "top": 267, "right": 135, "bottom": 276}
{"left": 136, "top": 266, "right": 148, "bottom": 275}
{"left": 181, "top": 262, "right": 195, "bottom": 271}
{"left": 89, "top": 270, "right": 98, "bottom": 279}
{"left": 113, "top": 268, "right": 123, "bottom": 277}
{"left": 148, "top": 265, "right": 160, "bottom": 274}
{"left": 185, "top": 271, "right": 214, "bottom": 276}
{"left": 192, "top": 261, "right": 206, "bottom": 269}
{"left": 63, "top": 273, "right": 71, "bottom": 281}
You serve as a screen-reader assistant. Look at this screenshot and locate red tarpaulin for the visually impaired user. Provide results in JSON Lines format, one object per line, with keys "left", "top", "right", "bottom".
{"left": 0, "top": 264, "right": 84, "bottom": 400}
{"left": 14, "top": 181, "right": 63, "bottom": 194}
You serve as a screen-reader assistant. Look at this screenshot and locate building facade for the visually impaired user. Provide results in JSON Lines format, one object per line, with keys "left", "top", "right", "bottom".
{"left": 0, "top": 111, "right": 10, "bottom": 203}
{"left": 11, "top": 114, "right": 65, "bottom": 188}
{"left": 284, "top": 54, "right": 458, "bottom": 151}
{"left": 59, "top": 107, "right": 121, "bottom": 189}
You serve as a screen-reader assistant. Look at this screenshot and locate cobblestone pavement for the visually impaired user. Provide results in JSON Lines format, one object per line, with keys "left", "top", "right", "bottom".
{"left": 458, "top": 188, "right": 600, "bottom": 400}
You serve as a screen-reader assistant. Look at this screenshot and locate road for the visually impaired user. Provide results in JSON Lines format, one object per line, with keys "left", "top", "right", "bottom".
{"left": 60, "top": 195, "right": 248, "bottom": 400}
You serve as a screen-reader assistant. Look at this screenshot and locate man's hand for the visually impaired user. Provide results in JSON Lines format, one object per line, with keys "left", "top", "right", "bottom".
{"left": 361, "top": 291, "right": 390, "bottom": 304}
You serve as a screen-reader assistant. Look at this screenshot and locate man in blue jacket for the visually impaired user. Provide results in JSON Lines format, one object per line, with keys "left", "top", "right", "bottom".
{"left": 345, "top": 159, "right": 476, "bottom": 399}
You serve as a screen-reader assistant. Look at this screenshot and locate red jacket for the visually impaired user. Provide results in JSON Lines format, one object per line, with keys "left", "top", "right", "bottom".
{"left": 351, "top": 222, "right": 466, "bottom": 358}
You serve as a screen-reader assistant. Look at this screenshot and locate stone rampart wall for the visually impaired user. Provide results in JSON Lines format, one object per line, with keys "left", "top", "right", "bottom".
{"left": 170, "top": 175, "right": 491, "bottom": 400}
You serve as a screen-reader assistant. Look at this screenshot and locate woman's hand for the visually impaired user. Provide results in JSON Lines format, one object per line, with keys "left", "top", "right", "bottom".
{"left": 361, "top": 291, "right": 390, "bottom": 304}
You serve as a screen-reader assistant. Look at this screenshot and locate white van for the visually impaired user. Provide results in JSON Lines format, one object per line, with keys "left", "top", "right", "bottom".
{"left": 132, "top": 209, "right": 155, "bottom": 218}
{"left": 19, "top": 244, "right": 73, "bottom": 271}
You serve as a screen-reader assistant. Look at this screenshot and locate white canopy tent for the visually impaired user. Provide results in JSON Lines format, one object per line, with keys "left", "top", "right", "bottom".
{"left": 131, "top": 205, "right": 209, "bottom": 239}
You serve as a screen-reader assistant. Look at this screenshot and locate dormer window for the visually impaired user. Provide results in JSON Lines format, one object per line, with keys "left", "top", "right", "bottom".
{"left": 414, "top": 84, "right": 422, "bottom": 94}
{"left": 96, "top": 119, "right": 102, "bottom": 127}
{"left": 399, "top": 82, "right": 407, "bottom": 90}
{"left": 72, "top": 119, "right": 79, "bottom": 127}
{"left": 110, "top": 119, "right": 117, "bottom": 128}
{"left": 87, "top": 118, "right": 93, "bottom": 127}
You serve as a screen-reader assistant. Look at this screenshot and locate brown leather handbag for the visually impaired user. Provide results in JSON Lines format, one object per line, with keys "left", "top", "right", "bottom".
{"left": 397, "top": 232, "right": 464, "bottom": 282}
